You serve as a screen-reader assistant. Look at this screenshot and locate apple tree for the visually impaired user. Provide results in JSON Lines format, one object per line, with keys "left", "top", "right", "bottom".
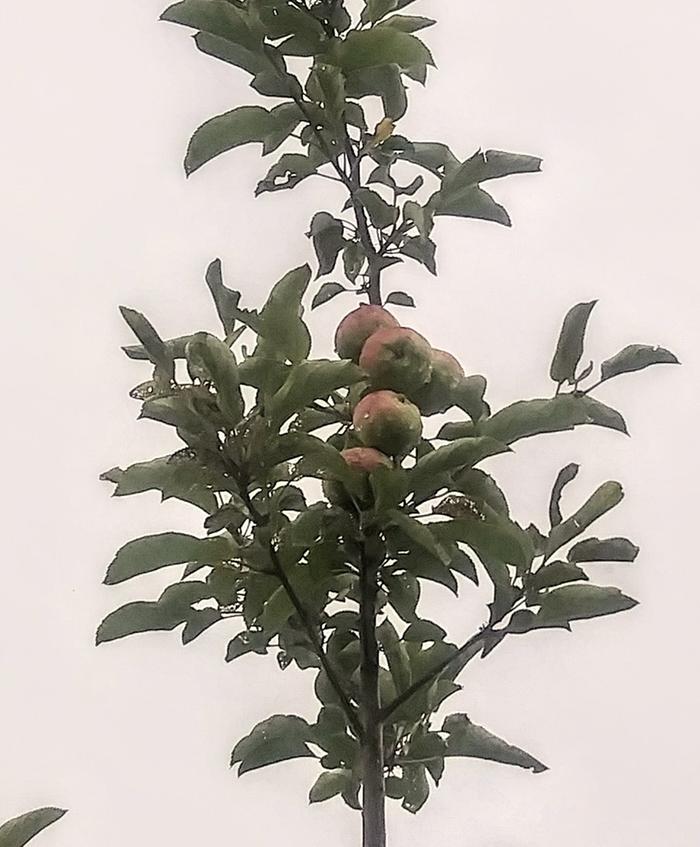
{"left": 99, "top": 2, "right": 679, "bottom": 845}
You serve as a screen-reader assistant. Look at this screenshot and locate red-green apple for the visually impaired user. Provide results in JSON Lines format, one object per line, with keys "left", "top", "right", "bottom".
{"left": 334, "top": 305, "right": 399, "bottom": 362}
{"left": 359, "top": 327, "right": 433, "bottom": 397}
{"left": 414, "top": 349, "right": 465, "bottom": 415}
{"left": 352, "top": 390, "right": 423, "bottom": 456}
{"left": 322, "top": 446, "right": 393, "bottom": 507}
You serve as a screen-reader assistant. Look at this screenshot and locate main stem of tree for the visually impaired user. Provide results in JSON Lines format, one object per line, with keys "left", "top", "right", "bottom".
{"left": 359, "top": 537, "right": 387, "bottom": 847}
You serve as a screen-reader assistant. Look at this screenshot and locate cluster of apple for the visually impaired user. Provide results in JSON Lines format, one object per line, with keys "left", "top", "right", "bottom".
{"left": 333, "top": 304, "right": 465, "bottom": 475}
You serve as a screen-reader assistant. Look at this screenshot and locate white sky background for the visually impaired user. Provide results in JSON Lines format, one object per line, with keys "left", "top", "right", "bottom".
{"left": 2, "top": 0, "right": 699, "bottom": 844}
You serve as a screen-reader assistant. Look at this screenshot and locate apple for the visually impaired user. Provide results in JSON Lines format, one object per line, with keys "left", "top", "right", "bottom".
{"left": 352, "top": 390, "right": 423, "bottom": 456}
{"left": 359, "top": 326, "right": 433, "bottom": 397}
{"left": 334, "top": 304, "right": 399, "bottom": 363}
{"left": 414, "top": 349, "right": 465, "bottom": 415}
{"left": 322, "top": 446, "right": 393, "bottom": 507}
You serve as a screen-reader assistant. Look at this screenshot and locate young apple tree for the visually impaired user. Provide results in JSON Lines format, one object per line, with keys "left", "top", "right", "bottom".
{"left": 99, "top": 2, "right": 679, "bottom": 845}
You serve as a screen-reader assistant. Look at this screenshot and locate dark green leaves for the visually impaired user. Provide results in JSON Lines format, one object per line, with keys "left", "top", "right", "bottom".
{"left": 568, "top": 537, "right": 640, "bottom": 563}
{"left": 104, "top": 533, "right": 235, "bottom": 585}
{"left": 410, "top": 437, "right": 509, "bottom": 490}
{"left": 529, "top": 560, "right": 588, "bottom": 591}
{"left": 309, "top": 769, "right": 355, "bottom": 804}
{"left": 185, "top": 104, "right": 301, "bottom": 175}
{"left": 312, "top": 282, "right": 346, "bottom": 309}
{"left": 548, "top": 463, "right": 579, "bottom": 527}
{"left": 231, "top": 715, "right": 315, "bottom": 775}
{"left": 326, "top": 28, "right": 434, "bottom": 74}
{"left": 269, "top": 359, "right": 362, "bottom": 427}
{"left": 545, "top": 481, "right": 624, "bottom": 557}
{"left": 536, "top": 585, "right": 638, "bottom": 626}
{"left": 442, "top": 714, "right": 547, "bottom": 773}
{"left": 309, "top": 212, "right": 345, "bottom": 276}
{"left": 97, "top": 581, "right": 215, "bottom": 644}
{"left": 161, "top": 0, "right": 261, "bottom": 52}
{"left": 600, "top": 344, "right": 679, "bottom": 381}
{"left": 549, "top": 301, "right": 596, "bottom": 384}
{"left": 482, "top": 395, "right": 628, "bottom": 445}
{"left": 120, "top": 307, "right": 174, "bottom": 381}
{"left": 432, "top": 149, "right": 542, "bottom": 226}
{"left": 186, "top": 332, "right": 244, "bottom": 424}
{"left": 0, "top": 809, "right": 67, "bottom": 847}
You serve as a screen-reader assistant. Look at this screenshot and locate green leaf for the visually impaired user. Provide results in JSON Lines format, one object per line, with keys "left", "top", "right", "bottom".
{"left": 386, "top": 511, "right": 450, "bottom": 565}
{"left": 361, "top": 0, "right": 398, "bottom": 24}
{"left": 312, "top": 282, "right": 346, "bottom": 309}
{"left": 255, "top": 265, "right": 312, "bottom": 363}
{"left": 194, "top": 31, "right": 267, "bottom": 75}
{"left": 377, "top": 619, "right": 412, "bottom": 692}
{"left": 342, "top": 241, "right": 365, "bottom": 282}
{"left": 309, "top": 770, "right": 355, "bottom": 804}
{"left": 453, "top": 375, "right": 489, "bottom": 422}
{"left": 545, "top": 481, "right": 624, "bottom": 557}
{"left": 403, "top": 620, "right": 447, "bottom": 643}
{"left": 309, "top": 212, "right": 345, "bottom": 276}
{"left": 402, "top": 142, "right": 460, "bottom": 177}
{"left": 379, "top": 14, "right": 436, "bottom": 33}
{"left": 355, "top": 188, "right": 398, "bottom": 230}
{"left": 226, "top": 630, "right": 269, "bottom": 661}
{"left": 481, "top": 395, "right": 628, "bottom": 444}
{"left": 185, "top": 106, "right": 292, "bottom": 175}
{"left": 204, "top": 258, "right": 244, "bottom": 335}
{"left": 600, "top": 344, "right": 679, "bottom": 382}
{"left": 567, "top": 537, "right": 640, "bottom": 563}
{"left": 385, "top": 291, "right": 415, "bottom": 307}
{"left": 326, "top": 28, "right": 434, "bottom": 74}
{"left": 410, "top": 437, "right": 509, "bottom": 491}
{"left": 186, "top": 332, "right": 244, "bottom": 424}
{"left": 231, "top": 715, "right": 315, "bottom": 775}
{"left": 452, "top": 468, "right": 509, "bottom": 517}
{"left": 100, "top": 454, "right": 217, "bottom": 513}
{"left": 442, "top": 714, "right": 547, "bottom": 773}
{"left": 548, "top": 463, "right": 579, "bottom": 528}
{"left": 401, "top": 763, "right": 430, "bottom": 813}
{"left": 400, "top": 237, "right": 436, "bottom": 274}
{"left": 536, "top": 584, "right": 638, "bottom": 625}
{"left": 0, "top": 809, "right": 67, "bottom": 847}
{"left": 119, "top": 307, "right": 174, "bottom": 380}
{"left": 384, "top": 572, "right": 420, "bottom": 622}
{"left": 432, "top": 509, "right": 534, "bottom": 569}
{"left": 256, "top": 151, "right": 323, "bottom": 195}
{"left": 549, "top": 301, "right": 597, "bottom": 384}
{"left": 529, "top": 560, "right": 588, "bottom": 591}
{"left": 261, "top": 586, "right": 296, "bottom": 633}
{"left": 269, "top": 359, "right": 362, "bottom": 427}
{"left": 403, "top": 199, "right": 434, "bottom": 240}
{"left": 345, "top": 65, "right": 407, "bottom": 120}
{"left": 161, "top": 0, "right": 261, "bottom": 51}
{"left": 104, "top": 533, "right": 235, "bottom": 585}
{"left": 397, "top": 551, "right": 458, "bottom": 593}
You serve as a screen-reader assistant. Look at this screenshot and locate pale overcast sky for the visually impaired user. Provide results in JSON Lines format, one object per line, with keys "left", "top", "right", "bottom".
{"left": 2, "top": 1, "right": 699, "bottom": 845}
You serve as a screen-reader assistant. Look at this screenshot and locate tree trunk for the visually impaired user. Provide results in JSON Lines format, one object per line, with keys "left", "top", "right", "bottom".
{"left": 359, "top": 543, "right": 387, "bottom": 847}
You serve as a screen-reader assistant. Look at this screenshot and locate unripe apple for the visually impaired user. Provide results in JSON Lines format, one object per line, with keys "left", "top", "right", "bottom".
{"left": 359, "top": 327, "right": 433, "bottom": 397}
{"left": 334, "top": 305, "right": 399, "bottom": 362}
{"left": 414, "top": 349, "right": 465, "bottom": 415}
{"left": 322, "top": 446, "right": 393, "bottom": 507}
{"left": 352, "top": 390, "right": 423, "bottom": 457}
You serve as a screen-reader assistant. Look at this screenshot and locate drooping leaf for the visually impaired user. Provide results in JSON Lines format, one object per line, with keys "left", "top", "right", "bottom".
{"left": 452, "top": 375, "right": 489, "bottom": 422}
{"left": 567, "top": 537, "right": 640, "bottom": 563}
{"left": 312, "top": 282, "right": 347, "bottom": 309}
{"left": 309, "top": 212, "right": 346, "bottom": 276}
{"left": 386, "top": 291, "right": 416, "bottom": 307}
{"left": 204, "top": 258, "right": 244, "bottom": 336}
{"left": 0, "top": 809, "right": 67, "bottom": 847}
{"left": 386, "top": 511, "right": 450, "bottom": 565}
{"left": 161, "top": 0, "right": 262, "bottom": 51}
{"left": 548, "top": 463, "right": 580, "bottom": 527}
{"left": 231, "top": 715, "right": 315, "bottom": 775}
{"left": 403, "top": 620, "right": 447, "bottom": 643}
{"left": 377, "top": 619, "right": 412, "bottom": 692}
{"left": 545, "top": 481, "right": 624, "bottom": 557}
{"left": 309, "top": 770, "right": 355, "bottom": 804}
{"left": 481, "top": 395, "right": 628, "bottom": 444}
{"left": 442, "top": 714, "right": 547, "bottom": 773}
{"left": 549, "top": 301, "right": 597, "bottom": 384}
{"left": 401, "top": 763, "right": 430, "bottom": 813}
{"left": 400, "top": 237, "right": 436, "bottom": 274}
{"left": 104, "top": 533, "right": 235, "bottom": 585}
{"left": 384, "top": 572, "right": 420, "bottom": 622}
{"left": 431, "top": 508, "right": 534, "bottom": 569}
{"left": 600, "top": 344, "right": 679, "bottom": 382}
{"left": 345, "top": 65, "right": 407, "bottom": 120}
{"left": 535, "top": 584, "right": 638, "bottom": 625}
{"left": 452, "top": 468, "right": 510, "bottom": 517}
{"left": 255, "top": 151, "right": 324, "bottom": 195}
{"left": 355, "top": 188, "right": 398, "bottom": 230}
